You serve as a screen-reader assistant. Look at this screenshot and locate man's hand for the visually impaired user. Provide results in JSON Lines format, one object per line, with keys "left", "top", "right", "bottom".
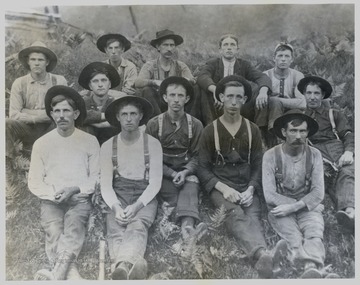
{"left": 219, "top": 185, "right": 242, "bottom": 204}
{"left": 173, "top": 169, "right": 190, "bottom": 188}
{"left": 123, "top": 200, "right": 144, "bottom": 221}
{"left": 54, "top": 186, "right": 80, "bottom": 204}
{"left": 112, "top": 203, "right": 128, "bottom": 226}
{"left": 152, "top": 80, "right": 162, "bottom": 87}
{"left": 270, "top": 201, "right": 305, "bottom": 217}
{"left": 255, "top": 87, "right": 269, "bottom": 110}
{"left": 338, "top": 151, "right": 354, "bottom": 167}
{"left": 239, "top": 186, "right": 255, "bottom": 207}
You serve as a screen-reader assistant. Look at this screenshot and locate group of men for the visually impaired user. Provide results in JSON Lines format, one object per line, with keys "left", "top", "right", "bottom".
{"left": 6, "top": 29, "right": 354, "bottom": 280}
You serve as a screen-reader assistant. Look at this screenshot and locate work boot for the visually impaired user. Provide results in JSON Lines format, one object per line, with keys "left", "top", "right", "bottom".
{"left": 66, "top": 262, "right": 84, "bottom": 280}
{"left": 112, "top": 261, "right": 130, "bottom": 280}
{"left": 128, "top": 258, "right": 148, "bottom": 280}
{"left": 336, "top": 210, "right": 355, "bottom": 232}
{"left": 271, "top": 239, "right": 288, "bottom": 274}
{"left": 300, "top": 262, "right": 322, "bottom": 279}
{"left": 255, "top": 251, "right": 273, "bottom": 278}
{"left": 34, "top": 251, "right": 75, "bottom": 280}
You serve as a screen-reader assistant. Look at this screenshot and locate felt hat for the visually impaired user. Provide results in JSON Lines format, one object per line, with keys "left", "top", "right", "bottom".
{"left": 105, "top": 95, "right": 153, "bottom": 128}
{"left": 96, "top": 33, "right": 131, "bottom": 52}
{"left": 150, "top": 29, "right": 183, "bottom": 48}
{"left": 45, "top": 85, "right": 87, "bottom": 126}
{"left": 273, "top": 109, "right": 319, "bottom": 140}
{"left": 215, "top": 75, "right": 252, "bottom": 102}
{"left": 297, "top": 75, "right": 333, "bottom": 99}
{"left": 159, "top": 76, "right": 194, "bottom": 105}
{"left": 18, "top": 41, "right": 57, "bottom": 72}
{"left": 78, "top": 62, "right": 120, "bottom": 90}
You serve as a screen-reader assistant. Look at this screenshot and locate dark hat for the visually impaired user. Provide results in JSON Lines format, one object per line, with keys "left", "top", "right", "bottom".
{"left": 159, "top": 76, "right": 194, "bottom": 105}
{"left": 18, "top": 41, "right": 57, "bottom": 72}
{"left": 105, "top": 95, "right": 153, "bottom": 128}
{"left": 96, "top": 33, "right": 131, "bottom": 52}
{"left": 45, "top": 86, "right": 87, "bottom": 126}
{"left": 297, "top": 75, "right": 333, "bottom": 99}
{"left": 273, "top": 109, "right": 319, "bottom": 140}
{"left": 274, "top": 42, "right": 294, "bottom": 54}
{"left": 78, "top": 62, "right": 120, "bottom": 90}
{"left": 150, "top": 29, "right": 184, "bottom": 48}
{"left": 215, "top": 75, "right": 252, "bottom": 102}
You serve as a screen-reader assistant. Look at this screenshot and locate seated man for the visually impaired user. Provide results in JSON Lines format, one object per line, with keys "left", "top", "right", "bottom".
{"left": 96, "top": 33, "right": 137, "bottom": 95}
{"left": 195, "top": 34, "right": 271, "bottom": 126}
{"left": 6, "top": 41, "right": 67, "bottom": 158}
{"left": 78, "top": 62, "right": 122, "bottom": 145}
{"left": 146, "top": 76, "right": 206, "bottom": 240}
{"left": 100, "top": 95, "right": 163, "bottom": 279}
{"left": 263, "top": 109, "right": 338, "bottom": 278}
{"left": 28, "top": 86, "right": 100, "bottom": 280}
{"left": 197, "top": 75, "right": 287, "bottom": 279}
{"left": 135, "top": 29, "right": 196, "bottom": 116}
{"left": 263, "top": 42, "right": 305, "bottom": 147}
{"left": 301, "top": 76, "right": 354, "bottom": 233}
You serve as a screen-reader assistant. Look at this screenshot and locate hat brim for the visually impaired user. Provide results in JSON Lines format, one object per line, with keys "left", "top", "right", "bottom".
{"left": 18, "top": 46, "right": 57, "bottom": 72}
{"left": 45, "top": 86, "right": 87, "bottom": 126}
{"left": 215, "top": 75, "right": 252, "bottom": 102}
{"left": 273, "top": 112, "right": 319, "bottom": 140}
{"left": 297, "top": 76, "right": 333, "bottom": 99}
{"left": 159, "top": 76, "right": 194, "bottom": 105}
{"left": 96, "top": 34, "right": 131, "bottom": 53}
{"left": 105, "top": 95, "right": 153, "bottom": 128}
{"left": 150, "top": 34, "right": 184, "bottom": 48}
{"left": 78, "top": 62, "right": 120, "bottom": 90}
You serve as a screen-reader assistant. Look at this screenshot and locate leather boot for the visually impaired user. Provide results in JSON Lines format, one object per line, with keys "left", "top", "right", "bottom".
{"left": 66, "top": 262, "right": 84, "bottom": 280}
{"left": 34, "top": 251, "right": 75, "bottom": 280}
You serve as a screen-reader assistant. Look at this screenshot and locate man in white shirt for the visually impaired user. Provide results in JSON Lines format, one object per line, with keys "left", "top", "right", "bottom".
{"left": 100, "top": 95, "right": 162, "bottom": 280}
{"left": 28, "top": 86, "right": 100, "bottom": 280}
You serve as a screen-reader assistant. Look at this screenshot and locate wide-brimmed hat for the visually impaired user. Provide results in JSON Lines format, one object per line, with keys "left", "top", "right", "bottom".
{"left": 274, "top": 42, "right": 294, "bottom": 54}
{"left": 159, "top": 76, "right": 194, "bottom": 105}
{"left": 96, "top": 33, "right": 131, "bottom": 53}
{"left": 78, "top": 62, "right": 120, "bottom": 90}
{"left": 45, "top": 85, "right": 87, "bottom": 126}
{"left": 273, "top": 109, "right": 319, "bottom": 140}
{"left": 105, "top": 95, "right": 153, "bottom": 127}
{"left": 215, "top": 75, "right": 252, "bottom": 102}
{"left": 18, "top": 41, "right": 57, "bottom": 72}
{"left": 297, "top": 75, "right": 333, "bottom": 99}
{"left": 150, "top": 29, "right": 183, "bottom": 48}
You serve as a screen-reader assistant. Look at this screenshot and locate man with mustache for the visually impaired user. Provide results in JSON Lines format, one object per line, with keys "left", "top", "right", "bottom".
{"left": 301, "top": 76, "right": 354, "bottom": 233}
{"left": 198, "top": 75, "right": 287, "bottom": 279}
{"left": 262, "top": 109, "right": 338, "bottom": 278}
{"left": 6, "top": 41, "right": 67, "bottom": 159}
{"left": 135, "top": 29, "right": 196, "bottom": 116}
{"left": 146, "top": 77, "right": 206, "bottom": 241}
{"left": 28, "top": 86, "right": 100, "bottom": 280}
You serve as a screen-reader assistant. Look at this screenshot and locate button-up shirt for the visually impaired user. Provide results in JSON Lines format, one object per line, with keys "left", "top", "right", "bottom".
{"left": 104, "top": 58, "right": 137, "bottom": 94}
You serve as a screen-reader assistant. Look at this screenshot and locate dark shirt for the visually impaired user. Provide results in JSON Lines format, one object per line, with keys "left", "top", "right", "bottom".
{"left": 83, "top": 93, "right": 114, "bottom": 125}
{"left": 146, "top": 112, "right": 203, "bottom": 178}
{"left": 197, "top": 118, "right": 263, "bottom": 193}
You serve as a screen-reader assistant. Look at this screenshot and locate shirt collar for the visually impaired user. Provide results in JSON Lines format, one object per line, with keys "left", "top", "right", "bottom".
{"left": 29, "top": 73, "right": 50, "bottom": 85}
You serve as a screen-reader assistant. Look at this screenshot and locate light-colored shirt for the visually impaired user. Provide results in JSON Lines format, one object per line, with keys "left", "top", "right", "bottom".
{"left": 104, "top": 58, "right": 137, "bottom": 94}
{"left": 9, "top": 73, "right": 67, "bottom": 122}
{"left": 28, "top": 128, "right": 100, "bottom": 200}
{"left": 222, "top": 58, "right": 236, "bottom": 77}
{"left": 100, "top": 132, "right": 163, "bottom": 208}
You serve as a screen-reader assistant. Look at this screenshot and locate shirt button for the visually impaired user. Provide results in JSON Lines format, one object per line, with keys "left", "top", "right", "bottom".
{"left": 174, "top": 140, "right": 177, "bottom": 143}
{"left": 233, "top": 163, "right": 235, "bottom": 166}
{"left": 232, "top": 148, "right": 235, "bottom": 150}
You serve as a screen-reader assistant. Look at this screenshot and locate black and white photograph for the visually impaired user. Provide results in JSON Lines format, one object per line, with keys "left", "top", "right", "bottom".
{"left": 3, "top": 0, "right": 356, "bottom": 282}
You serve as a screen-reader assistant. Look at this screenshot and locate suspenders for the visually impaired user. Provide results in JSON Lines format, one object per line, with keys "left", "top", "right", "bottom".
{"left": 112, "top": 133, "right": 150, "bottom": 181}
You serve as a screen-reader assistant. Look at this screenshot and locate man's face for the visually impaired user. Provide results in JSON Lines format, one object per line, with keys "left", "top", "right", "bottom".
{"left": 274, "top": 49, "right": 293, "bottom": 70}
{"left": 88, "top": 73, "right": 111, "bottom": 97}
{"left": 157, "top": 38, "right": 176, "bottom": 59}
{"left": 219, "top": 85, "right": 247, "bottom": 115}
{"left": 219, "top": 37, "right": 238, "bottom": 60}
{"left": 163, "top": 84, "right": 189, "bottom": 113}
{"left": 304, "top": 84, "right": 324, "bottom": 109}
{"left": 50, "top": 100, "right": 79, "bottom": 133}
{"left": 27, "top": 52, "right": 49, "bottom": 74}
{"left": 116, "top": 104, "right": 143, "bottom": 132}
{"left": 105, "top": 41, "right": 124, "bottom": 62}
{"left": 281, "top": 121, "right": 309, "bottom": 146}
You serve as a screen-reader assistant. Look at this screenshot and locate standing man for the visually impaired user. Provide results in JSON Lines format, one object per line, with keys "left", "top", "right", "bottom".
{"left": 28, "top": 86, "right": 100, "bottom": 280}
{"left": 263, "top": 42, "right": 305, "bottom": 146}
{"left": 78, "top": 62, "right": 121, "bottom": 144}
{"left": 6, "top": 41, "right": 67, "bottom": 158}
{"left": 96, "top": 33, "right": 137, "bottom": 95}
{"left": 263, "top": 110, "right": 338, "bottom": 278}
{"left": 301, "top": 76, "right": 354, "bottom": 233}
{"left": 196, "top": 34, "right": 271, "bottom": 126}
{"left": 135, "top": 29, "right": 196, "bottom": 116}
{"left": 146, "top": 76, "right": 206, "bottom": 240}
{"left": 100, "top": 95, "right": 163, "bottom": 279}
{"left": 198, "top": 75, "right": 287, "bottom": 279}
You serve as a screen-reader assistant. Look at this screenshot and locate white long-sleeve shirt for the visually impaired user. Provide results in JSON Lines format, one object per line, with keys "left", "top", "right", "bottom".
{"left": 28, "top": 129, "right": 100, "bottom": 200}
{"left": 100, "top": 132, "right": 163, "bottom": 209}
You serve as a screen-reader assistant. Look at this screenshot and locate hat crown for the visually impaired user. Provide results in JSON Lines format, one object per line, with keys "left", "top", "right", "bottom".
{"left": 29, "top": 41, "right": 48, "bottom": 48}
{"left": 274, "top": 42, "right": 294, "bottom": 53}
{"left": 155, "top": 29, "right": 175, "bottom": 39}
